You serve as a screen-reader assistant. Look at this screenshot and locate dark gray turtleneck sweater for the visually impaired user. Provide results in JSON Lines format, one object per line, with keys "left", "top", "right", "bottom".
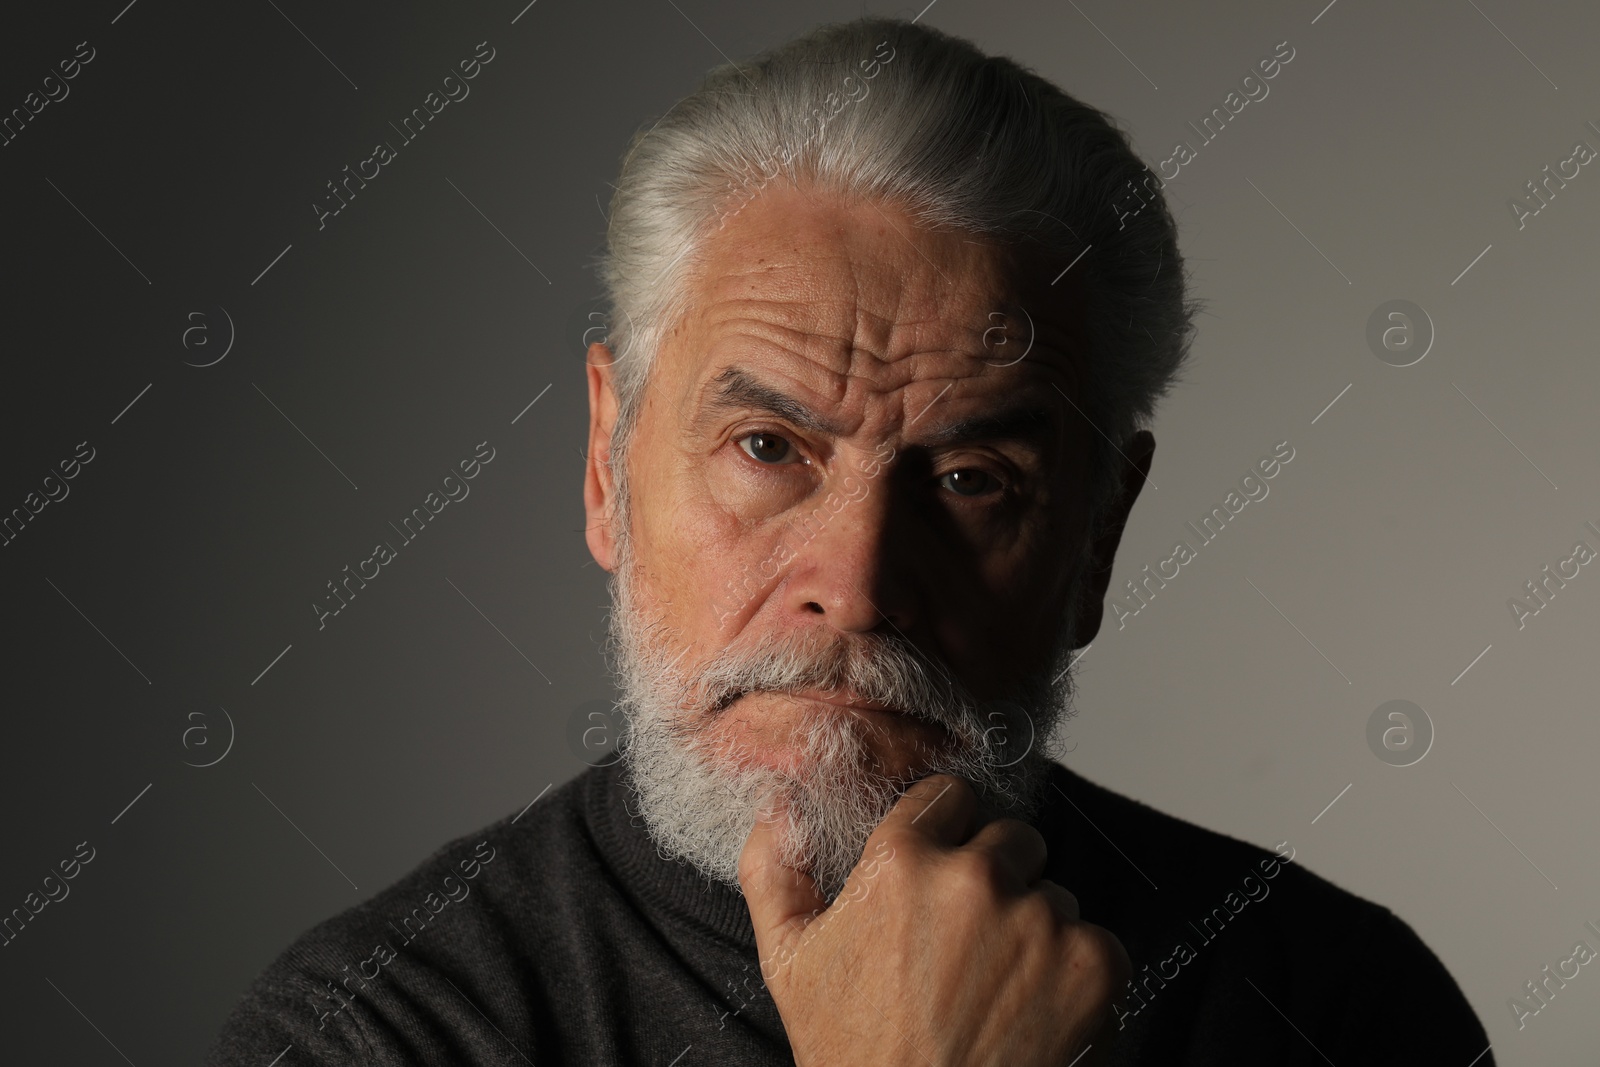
{"left": 204, "top": 760, "right": 1493, "bottom": 1065}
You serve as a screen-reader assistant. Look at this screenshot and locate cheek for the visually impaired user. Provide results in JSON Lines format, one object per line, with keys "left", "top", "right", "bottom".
{"left": 907, "top": 548, "right": 1030, "bottom": 677}
{"left": 638, "top": 463, "right": 796, "bottom": 628}
{"left": 927, "top": 583, "right": 1043, "bottom": 684}
{"left": 955, "top": 521, "right": 1080, "bottom": 671}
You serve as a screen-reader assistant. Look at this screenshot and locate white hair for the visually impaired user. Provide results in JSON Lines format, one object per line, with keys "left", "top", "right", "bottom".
{"left": 592, "top": 19, "right": 1184, "bottom": 894}
{"left": 593, "top": 15, "right": 1199, "bottom": 538}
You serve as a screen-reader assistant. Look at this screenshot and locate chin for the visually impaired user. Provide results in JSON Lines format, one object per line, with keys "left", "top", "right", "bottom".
{"left": 709, "top": 692, "right": 949, "bottom": 783}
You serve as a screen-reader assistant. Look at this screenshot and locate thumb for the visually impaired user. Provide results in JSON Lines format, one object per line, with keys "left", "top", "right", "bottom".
{"left": 738, "top": 793, "right": 828, "bottom": 961}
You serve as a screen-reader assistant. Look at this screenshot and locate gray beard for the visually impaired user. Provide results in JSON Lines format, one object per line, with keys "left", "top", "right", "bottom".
{"left": 600, "top": 514, "right": 1088, "bottom": 904}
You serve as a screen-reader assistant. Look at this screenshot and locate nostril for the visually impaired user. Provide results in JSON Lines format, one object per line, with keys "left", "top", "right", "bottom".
{"left": 805, "top": 602, "right": 825, "bottom": 614}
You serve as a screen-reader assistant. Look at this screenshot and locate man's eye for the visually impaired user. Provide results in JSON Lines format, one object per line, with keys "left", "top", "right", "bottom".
{"left": 939, "top": 469, "right": 1002, "bottom": 497}
{"left": 736, "top": 432, "right": 802, "bottom": 465}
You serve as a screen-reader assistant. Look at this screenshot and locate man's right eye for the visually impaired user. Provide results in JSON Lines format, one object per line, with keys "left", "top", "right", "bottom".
{"left": 736, "top": 432, "right": 803, "bottom": 466}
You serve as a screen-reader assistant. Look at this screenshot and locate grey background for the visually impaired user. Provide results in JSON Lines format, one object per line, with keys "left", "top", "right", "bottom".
{"left": 2, "top": 0, "right": 1595, "bottom": 1062}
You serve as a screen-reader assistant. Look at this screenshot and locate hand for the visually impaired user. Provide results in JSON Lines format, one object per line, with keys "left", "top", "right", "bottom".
{"left": 739, "top": 774, "right": 1131, "bottom": 1067}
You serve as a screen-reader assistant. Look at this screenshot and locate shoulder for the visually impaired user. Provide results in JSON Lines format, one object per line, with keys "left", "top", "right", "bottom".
{"left": 1040, "top": 760, "right": 1445, "bottom": 971}
{"left": 1042, "top": 760, "right": 1313, "bottom": 909}
{"left": 1044, "top": 762, "right": 1491, "bottom": 1060}
{"left": 204, "top": 770, "right": 599, "bottom": 1067}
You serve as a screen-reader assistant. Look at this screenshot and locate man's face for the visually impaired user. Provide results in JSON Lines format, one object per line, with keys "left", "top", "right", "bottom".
{"left": 584, "top": 182, "right": 1124, "bottom": 899}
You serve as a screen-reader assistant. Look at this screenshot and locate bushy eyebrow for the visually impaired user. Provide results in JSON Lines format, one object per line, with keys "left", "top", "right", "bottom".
{"left": 700, "top": 366, "right": 848, "bottom": 437}
{"left": 696, "top": 366, "right": 1059, "bottom": 454}
{"left": 917, "top": 404, "right": 1058, "bottom": 451}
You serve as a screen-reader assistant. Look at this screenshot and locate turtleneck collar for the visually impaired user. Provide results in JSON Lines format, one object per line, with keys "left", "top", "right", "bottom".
{"left": 582, "top": 755, "right": 1115, "bottom": 956}
{"left": 585, "top": 758, "right": 762, "bottom": 949}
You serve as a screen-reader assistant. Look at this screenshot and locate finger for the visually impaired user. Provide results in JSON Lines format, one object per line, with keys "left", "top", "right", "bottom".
{"left": 738, "top": 792, "right": 828, "bottom": 956}
{"left": 1034, "top": 877, "right": 1081, "bottom": 922}
{"left": 963, "top": 817, "right": 1048, "bottom": 890}
{"left": 876, "top": 773, "right": 979, "bottom": 849}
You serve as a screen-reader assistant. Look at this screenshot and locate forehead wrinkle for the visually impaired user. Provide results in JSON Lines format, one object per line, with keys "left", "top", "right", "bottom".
{"left": 698, "top": 313, "right": 1046, "bottom": 444}
{"left": 701, "top": 219, "right": 1008, "bottom": 363}
{"left": 685, "top": 186, "right": 1081, "bottom": 434}
{"left": 705, "top": 307, "right": 865, "bottom": 399}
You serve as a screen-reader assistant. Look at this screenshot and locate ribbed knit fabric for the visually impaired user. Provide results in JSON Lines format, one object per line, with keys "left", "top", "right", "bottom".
{"left": 204, "top": 759, "right": 1493, "bottom": 1065}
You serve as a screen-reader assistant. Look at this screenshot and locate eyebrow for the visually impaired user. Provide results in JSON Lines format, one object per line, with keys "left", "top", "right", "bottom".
{"left": 701, "top": 366, "right": 848, "bottom": 437}
{"left": 918, "top": 404, "right": 1059, "bottom": 451}
{"left": 698, "top": 366, "right": 1059, "bottom": 452}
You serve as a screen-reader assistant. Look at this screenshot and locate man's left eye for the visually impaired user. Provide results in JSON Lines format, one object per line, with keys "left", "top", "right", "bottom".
{"left": 736, "top": 432, "right": 802, "bottom": 465}
{"left": 938, "top": 469, "right": 1003, "bottom": 497}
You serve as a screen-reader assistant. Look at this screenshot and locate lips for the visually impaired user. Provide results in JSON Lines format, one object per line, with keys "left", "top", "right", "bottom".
{"left": 709, "top": 687, "right": 908, "bottom": 718}
{"left": 784, "top": 688, "right": 903, "bottom": 715}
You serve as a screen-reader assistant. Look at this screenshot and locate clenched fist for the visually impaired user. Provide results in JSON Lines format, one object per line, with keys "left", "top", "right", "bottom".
{"left": 739, "top": 773, "right": 1131, "bottom": 1067}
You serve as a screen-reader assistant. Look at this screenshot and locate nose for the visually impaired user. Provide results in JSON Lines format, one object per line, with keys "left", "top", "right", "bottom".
{"left": 779, "top": 467, "right": 918, "bottom": 636}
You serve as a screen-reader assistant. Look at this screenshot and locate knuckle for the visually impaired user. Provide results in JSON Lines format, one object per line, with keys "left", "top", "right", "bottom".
{"left": 1015, "top": 889, "right": 1060, "bottom": 932}
{"left": 1068, "top": 923, "right": 1133, "bottom": 990}
{"left": 1012, "top": 816, "right": 1046, "bottom": 845}
{"left": 1035, "top": 878, "right": 1080, "bottom": 922}
{"left": 910, "top": 772, "right": 972, "bottom": 803}
{"left": 944, "top": 850, "right": 1006, "bottom": 901}
{"left": 982, "top": 814, "right": 1034, "bottom": 842}
{"left": 870, "top": 824, "right": 915, "bottom": 860}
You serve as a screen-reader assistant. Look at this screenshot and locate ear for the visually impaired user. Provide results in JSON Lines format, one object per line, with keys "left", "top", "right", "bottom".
{"left": 1069, "top": 430, "right": 1155, "bottom": 648}
{"left": 583, "top": 345, "right": 622, "bottom": 572}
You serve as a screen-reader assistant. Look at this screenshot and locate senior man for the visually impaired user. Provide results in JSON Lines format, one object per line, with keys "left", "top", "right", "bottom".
{"left": 208, "top": 16, "right": 1493, "bottom": 1067}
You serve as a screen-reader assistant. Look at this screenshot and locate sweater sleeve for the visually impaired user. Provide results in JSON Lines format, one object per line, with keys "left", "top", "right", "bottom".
{"left": 1324, "top": 906, "right": 1494, "bottom": 1065}
{"left": 204, "top": 974, "right": 377, "bottom": 1067}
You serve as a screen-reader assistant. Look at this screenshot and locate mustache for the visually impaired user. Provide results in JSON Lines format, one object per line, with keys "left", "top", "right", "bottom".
{"left": 684, "top": 628, "right": 980, "bottom": 735}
